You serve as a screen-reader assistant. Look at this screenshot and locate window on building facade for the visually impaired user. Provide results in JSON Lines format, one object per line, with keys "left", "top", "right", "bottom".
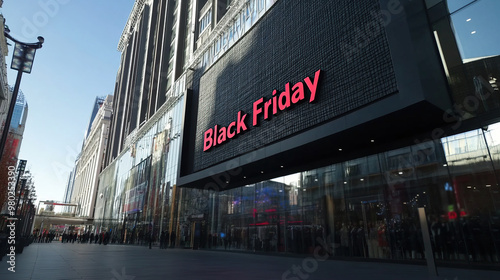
{"left": 166, "top": 74, "right": 173, "bottom": 90}
{"left": 170, "top": 30, "right": 176, "bottom": 43}
{"left": 169, "top": 46, "right": 175, "bottom": 60}
{"left": 258, "top": 0, "right": 265, "bottom": 12}
{"left": 199, "top": 8, "right": 212, "bottom": 35}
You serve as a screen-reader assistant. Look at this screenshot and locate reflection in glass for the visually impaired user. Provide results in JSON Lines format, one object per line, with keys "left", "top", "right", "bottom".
{"left": 177, "top": 120, "right": 500, "bottom": 264}
{"left": 449, "top": 0, "right": 500, "bottom": 60}
{"left": 446, "top": 0, "right": 476, "bottom": 13}
{"left": 431, "top": 0, "right": 500, "bottom": 119}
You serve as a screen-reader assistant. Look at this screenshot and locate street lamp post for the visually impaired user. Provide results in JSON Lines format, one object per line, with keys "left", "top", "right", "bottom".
{"left": 20, "top": 184, "right": 36, "bottom": 237}
{"left": 13, "top": 159, "right": 26, "bottom": 213}
{"left": 0, "top": 28, "right": 44, "bottom": 159}
{"left": 22, "top": 196, "right": 35, "bottom": 237}
{"left": 14, "top": 177, "right": 27, "bottom": 215}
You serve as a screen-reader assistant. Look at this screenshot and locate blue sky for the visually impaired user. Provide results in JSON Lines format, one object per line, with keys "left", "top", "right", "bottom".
{"left": 1, "top": 0, "right": 135, "bottom": 205}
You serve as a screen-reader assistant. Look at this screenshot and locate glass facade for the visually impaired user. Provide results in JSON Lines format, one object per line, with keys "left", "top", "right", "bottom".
{"left": 430, "top": 0, "right": 500, "bottom": 119}
{"left": 93, "top": 94, "right": 184, "bottom": 246}
{"left": 176, "top": 123, "right": 500, "bottom": 264}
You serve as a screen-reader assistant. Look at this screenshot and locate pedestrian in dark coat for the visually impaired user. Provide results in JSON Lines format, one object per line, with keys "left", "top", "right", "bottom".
{"left": 170, "top": 231, "right": 176, "bottom": 248}
{"left": 160, "top": 231, "right": 165, "bottom": 249}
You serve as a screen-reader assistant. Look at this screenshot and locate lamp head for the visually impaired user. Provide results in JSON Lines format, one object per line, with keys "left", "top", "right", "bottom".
{"left": 37, "top": 36, "right": 44, "bottom": 44}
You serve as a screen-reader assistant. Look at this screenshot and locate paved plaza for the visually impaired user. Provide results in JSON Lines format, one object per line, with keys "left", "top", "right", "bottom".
{"left": 1, "top": 243, "right": 500, "bottom": 280}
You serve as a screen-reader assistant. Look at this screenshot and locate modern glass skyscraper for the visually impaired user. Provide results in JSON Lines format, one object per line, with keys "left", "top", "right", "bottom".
{"left": 9, "top": 88, "right": 28, "bottom": 134}
{"left": 84, "top": 96, "right": 106, "bottom": 140}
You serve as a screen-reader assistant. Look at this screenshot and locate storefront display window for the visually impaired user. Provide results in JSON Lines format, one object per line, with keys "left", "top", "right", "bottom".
{"left": 180, "top": 122, "right": 500, "bottom": 265}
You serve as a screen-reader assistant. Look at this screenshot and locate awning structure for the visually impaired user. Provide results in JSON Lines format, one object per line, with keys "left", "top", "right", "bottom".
{"left": 33, "top": 215, "right": 94, "bottom": 225}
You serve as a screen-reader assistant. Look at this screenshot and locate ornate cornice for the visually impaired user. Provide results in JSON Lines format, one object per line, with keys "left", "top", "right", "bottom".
{"left": 118, "top": 0, "right": 147, "bottom": 52}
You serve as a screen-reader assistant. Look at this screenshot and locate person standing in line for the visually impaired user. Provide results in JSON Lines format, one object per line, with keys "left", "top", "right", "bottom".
{"left": 104, "top": 231, "right": 110, "bottom": 245}
{"left": 170, "top": 231, "right": 176, "bottom": 248}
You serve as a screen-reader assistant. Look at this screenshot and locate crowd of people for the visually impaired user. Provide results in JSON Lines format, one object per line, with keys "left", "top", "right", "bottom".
{"left": 32, "top": 231, "right": 56, "bottom": 243}
{"left": 29, "top": 228, "right": 179, "bottom": 249}
{"left": 31, "top": 231, "right": 113, "bottom": 245}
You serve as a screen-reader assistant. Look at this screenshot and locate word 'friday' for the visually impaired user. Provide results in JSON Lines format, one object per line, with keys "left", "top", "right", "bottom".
{"left": 203, "top": 70, "right": 322, "bottom": 152}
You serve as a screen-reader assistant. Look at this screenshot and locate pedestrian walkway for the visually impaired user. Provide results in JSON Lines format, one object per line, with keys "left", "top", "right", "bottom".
{"left": 1, "top": 242, "right": 499, "bottom": 280}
